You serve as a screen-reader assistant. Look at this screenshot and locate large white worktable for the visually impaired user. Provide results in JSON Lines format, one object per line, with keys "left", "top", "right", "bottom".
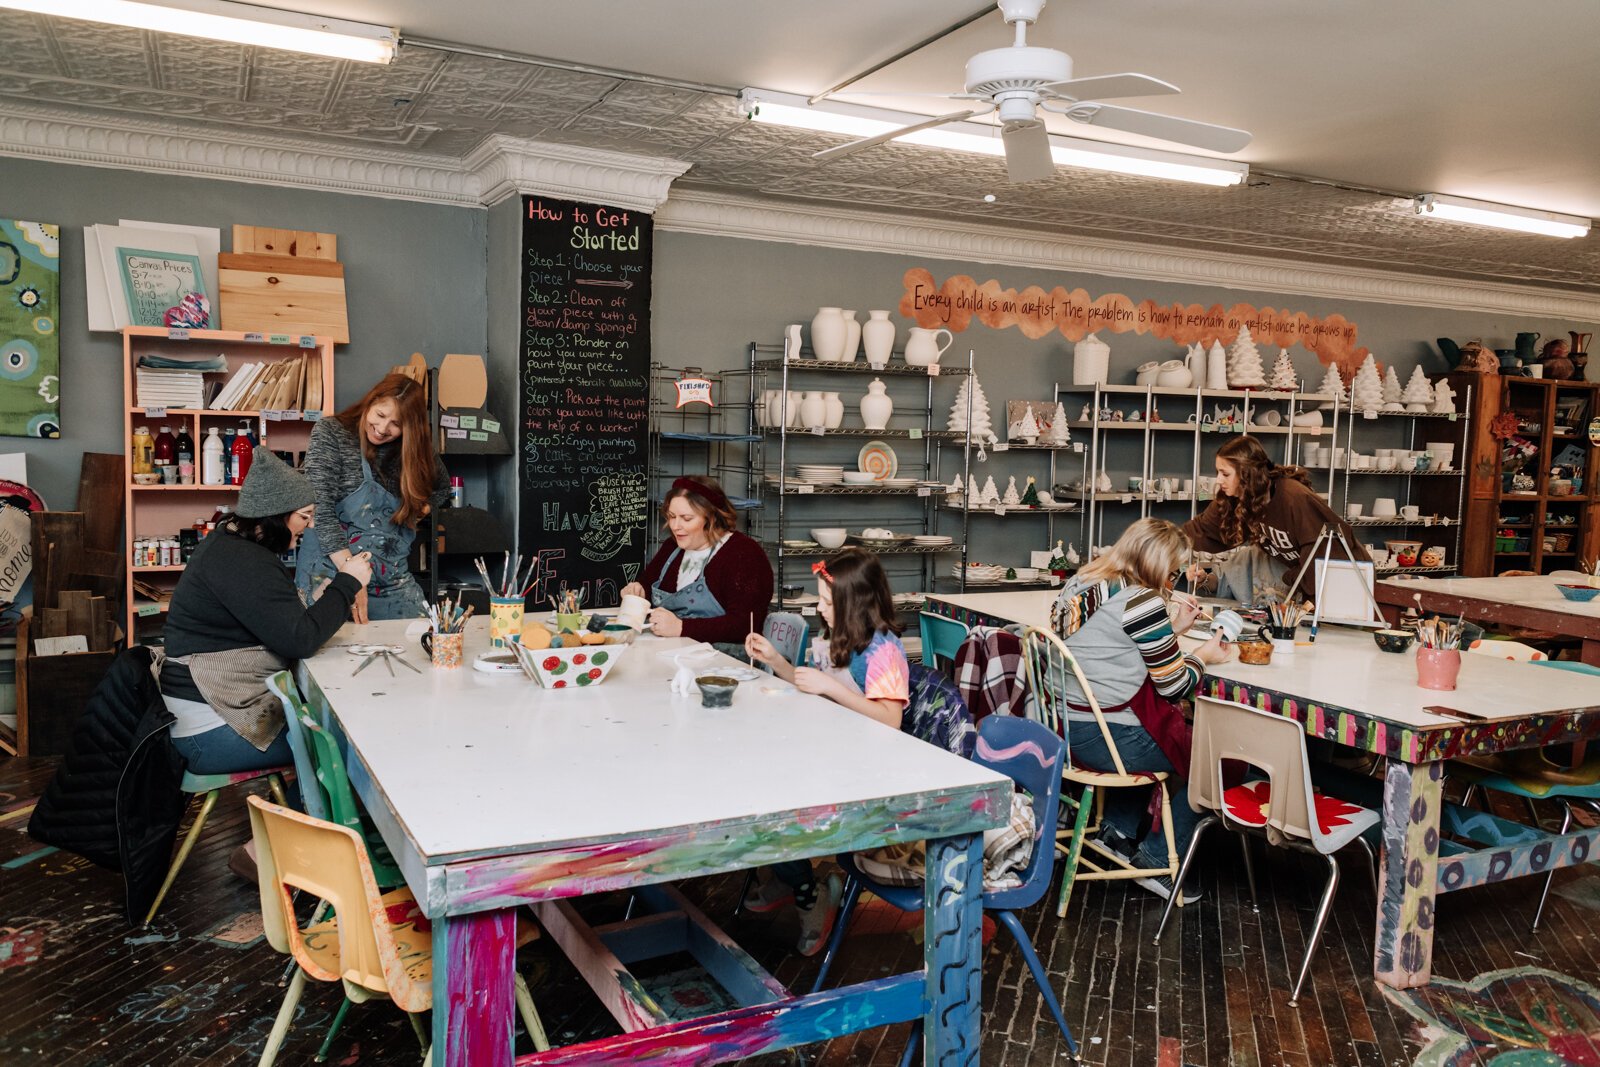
{"left": 298, "top": 617, "right": 1009, "bottom": 1066}
{"left": 1376, "top": 574, "right": 1600, "bottom": 666}
{"left": 923, "top": 591, "right": 1600, "bottom": 992}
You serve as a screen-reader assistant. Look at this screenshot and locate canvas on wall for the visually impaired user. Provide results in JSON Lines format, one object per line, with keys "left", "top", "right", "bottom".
{"left": 0, "top": 220, "right": 60, "bottom": 438}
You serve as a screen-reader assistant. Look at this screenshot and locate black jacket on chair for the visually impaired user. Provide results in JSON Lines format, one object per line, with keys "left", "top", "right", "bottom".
{"left": 27, "top": 646, "right": 188, "bottom": 925}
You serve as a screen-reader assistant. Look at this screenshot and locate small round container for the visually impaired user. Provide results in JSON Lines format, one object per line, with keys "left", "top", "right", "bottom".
{"left": 1373, "top": 628, "right": 1415, "bottom": 654}
{"left": 1236, "top": 640, "right": 1274, "bottom": 665}
{"left": 1265, "top": 623, "right": 1297, "bottom": 655}
{"left": 696, "top": 674, "right": 739, "bottom": 708}
{"left": 1416, "top": 647, "right": 1461, "bottom": 691}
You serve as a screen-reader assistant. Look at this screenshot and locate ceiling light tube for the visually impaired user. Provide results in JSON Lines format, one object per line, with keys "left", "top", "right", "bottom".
{"left": 0, "top": 0, "right": 398, "bottom": 63}
{"left": 1415, "top": 193, "right": 1590, "bottom": 239}
{"left": 741, "top": 89, "right": 1248, "bottom": 187}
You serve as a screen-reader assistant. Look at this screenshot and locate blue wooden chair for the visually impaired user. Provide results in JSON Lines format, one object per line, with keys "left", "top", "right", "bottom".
{"left": 919, "top": 611, "right": 968, "bottom": 671}
{"left": 760, "top": 611, "right": 809, "bottom": 672}
{"left": 808, "top": 715, "right": 1081, "bottom": 1063}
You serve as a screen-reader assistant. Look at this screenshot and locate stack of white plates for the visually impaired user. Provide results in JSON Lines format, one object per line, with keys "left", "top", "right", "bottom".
{"left": 793, "top": 464, "right": 843, "bottom": 484}
{"left": 951, "top": 563, "right": 1007, "bottom": 582}
{"left": 881, "top": 477, "right": 917, "bottom": 488}
{"left": 912, "top": 534, "right": 954, "bottom": 547}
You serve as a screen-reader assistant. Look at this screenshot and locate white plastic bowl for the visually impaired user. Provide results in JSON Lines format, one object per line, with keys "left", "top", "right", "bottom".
{"left": 810, "top": 527, "right": 847, "bottom": 549}
{"left": 841, "top": 471, "right": 877, "bottom": 484}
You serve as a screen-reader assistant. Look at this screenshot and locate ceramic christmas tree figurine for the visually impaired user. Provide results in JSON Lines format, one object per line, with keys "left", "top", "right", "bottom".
{"left": 1049, "top": 401, "right": 1071, "bottom": 445}
{"left": 1349, "top": 354, "right": 1384, "bottom": 414}
{"left": 1013, "top": 404, "right": 1040, "bottom": 443}
{"left": 1381, "top": 365, "right": 1404, "bottom": 411}
{"left": 1268, "top": 348, "right": 1297, "bottom": 391}
{"left": 1206, "top": 339, "right": 1229, "bottom": 389}
{"left": 980, "top": 475, "right": 1000, "bottom": 506}
{"left": 1226, "top": 325, "right": 1267, "bottom": 389}
{"left": 1316, "top": 363, "right": 1347, "bottom": 409}
{"left": 967, "top": 473, "right": 981, "bottom": 502}
{"left": 1402, "top": 365, "right": 1435, "bottom": 411}
{"left": 946, "top": 473, "right": 965, "bottom": 500}
{"left": 1431, "top": 375, "right": 1456, "bottom": 414}
{"left": 1002, "top": 476, "right": 1021, "bottom": 507}
{"left": 1021, "top": 475, "right": 1040, "bottom": 507}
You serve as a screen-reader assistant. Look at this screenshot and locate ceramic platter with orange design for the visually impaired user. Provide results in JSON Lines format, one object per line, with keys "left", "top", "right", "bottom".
{"left": 857, "top": 440, "right": 898, "bottom": 480}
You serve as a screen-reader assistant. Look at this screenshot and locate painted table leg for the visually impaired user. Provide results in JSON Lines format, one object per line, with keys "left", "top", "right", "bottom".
{"left": 923, "top": 832, "right": 983, "bottom": 1067}
{"left": 432, "top": 907, "right": 517, "bottom": 1067}
{"left": 1373, "top": 760, "right": 1443, "bottom": 989}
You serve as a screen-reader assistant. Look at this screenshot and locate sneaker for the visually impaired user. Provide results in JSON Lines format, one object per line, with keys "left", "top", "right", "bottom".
{"left": 228, "top": 842, "right": 258, "bottom": 885}
{"left": 796, "top": 874, "right": 842, "bottom": 957}
{"left": 741, "top": 872, "right": 795, "bottom": 914}
{"left": 1091, "top": 827, "right": 1138, "bottom": 864}
{"left": 1135, "top": 874, "right": 1203, "bottom": 906}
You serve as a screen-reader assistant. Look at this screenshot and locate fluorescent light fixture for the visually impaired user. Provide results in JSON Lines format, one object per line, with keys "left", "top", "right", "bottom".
{"left": 740, "top": 89, "right": 1249, "bottom": 187}
{"left": 0, "top": 0, "right": 398, "bottom": 63}
{"left": 1414, "top": 193, "right": 1590, "bottom": 239}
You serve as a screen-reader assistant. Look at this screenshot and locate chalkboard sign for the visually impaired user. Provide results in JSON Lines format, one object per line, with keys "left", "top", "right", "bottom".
{"left": 517, "top": 195, "right": 651, "bottom": 608}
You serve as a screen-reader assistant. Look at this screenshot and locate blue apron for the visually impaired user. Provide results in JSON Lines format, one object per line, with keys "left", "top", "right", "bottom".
{"left": 296, "top": 455, "right": 425, "bottom": 620}
{"left": 649, "top": 538, "right": 729, "bottom": 620}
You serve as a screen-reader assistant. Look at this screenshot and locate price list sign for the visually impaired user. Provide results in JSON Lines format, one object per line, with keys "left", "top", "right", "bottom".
{"left": 518, "top": 196, "right": 651, "bottom": 604}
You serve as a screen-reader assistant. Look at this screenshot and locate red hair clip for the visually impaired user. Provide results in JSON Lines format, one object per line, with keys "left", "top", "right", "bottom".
{"left": 811, "top": 559, "right": 832, "bottom": 583}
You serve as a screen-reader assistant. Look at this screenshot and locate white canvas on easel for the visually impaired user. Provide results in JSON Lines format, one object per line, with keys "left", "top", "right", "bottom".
{"left": 1313, "top": 558, "right": 1382, "bottom": 627}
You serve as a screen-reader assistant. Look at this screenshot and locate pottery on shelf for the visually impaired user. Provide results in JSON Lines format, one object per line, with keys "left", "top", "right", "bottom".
{"left": 904, "top": 326, "right": 954, "bottom": 366}
{"left": 800, "top": 390, "right": 827, "bottom": 429}
{"left": 782, "top": 390, "right": 802, "bottom": 428}
{"left": 823, "top": 391, "right": 845, "bottom": 429}
{"left": 1156, "top": 359, "right": 1192, "bottom": 388}
{"left": 862, "top": 310, "right": 895, "bottom": 367}
{"left": 1073, "top": 333, "right": 1111, "bottom": 385}
{"left": 859, "top": 378, "right": 893, "bottom": 430}
{"left": 840, "top": 310, "right": 861, "bottom": 363}
{"left": 758, "top": 389, "right": 777, "bottom": 427}
{"left": 784, "top": 324, "right": 803, "bottom": 362}
{"left": 1206, "top": 340, "right": 1228, "bottom": 390}
{"left": 1134, "top": 361, "right": 1160, "bottom": 386}
{"left": 810, "top": 306, "right": 846, "bottom": 361}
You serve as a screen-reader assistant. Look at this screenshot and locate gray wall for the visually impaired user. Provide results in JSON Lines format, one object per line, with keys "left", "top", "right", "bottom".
{"left": 6, "top": 157, "right": 488, "bottom": 510}
{"left": 651, "top": 228, "right": 1600, "bottom": 567}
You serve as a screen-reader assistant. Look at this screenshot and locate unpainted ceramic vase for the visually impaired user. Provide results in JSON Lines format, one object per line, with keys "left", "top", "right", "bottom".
{"left": 862, "top": 310, "right": 895, "bottom": 367}
{"left": 810, "top": 307, "right": 846, "bottom": 361}
{"left": 840, "top": 310, "right": 861, "bottom": 363}
{"left": 859, "top": 378, "right": 893, "bottom": 430}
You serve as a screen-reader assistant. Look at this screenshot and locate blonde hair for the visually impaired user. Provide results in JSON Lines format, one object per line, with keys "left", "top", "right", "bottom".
{"left": 1075, "top": 517, "right": 1191, "bottom": 596}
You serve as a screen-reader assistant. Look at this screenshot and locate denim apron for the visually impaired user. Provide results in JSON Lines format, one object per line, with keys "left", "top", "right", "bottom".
{"left": 296, "top": 455, "right": 425, "bottom": 620}
{"left": 649, "top": 537, "right": 729, "bottom": 619}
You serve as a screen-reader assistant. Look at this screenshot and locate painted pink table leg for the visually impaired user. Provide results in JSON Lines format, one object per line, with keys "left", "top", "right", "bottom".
{"left": 1373, "top": 760, "right": 1442, "bottom": 989}
{"left": 432, "top": 907, "right": 517, "bottom": 1066}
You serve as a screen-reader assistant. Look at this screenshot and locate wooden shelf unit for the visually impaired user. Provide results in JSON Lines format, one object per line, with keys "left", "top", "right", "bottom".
{"left": 1456, "top": 373, "right": 1600, "bottom": 577}
{"left": 122, "top": 326, "right": 334, "bottom": 636}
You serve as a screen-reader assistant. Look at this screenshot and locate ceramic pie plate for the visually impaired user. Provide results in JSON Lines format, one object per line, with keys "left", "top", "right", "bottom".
{"left": 857, "top": 440, "right": 899, "bottom": 480}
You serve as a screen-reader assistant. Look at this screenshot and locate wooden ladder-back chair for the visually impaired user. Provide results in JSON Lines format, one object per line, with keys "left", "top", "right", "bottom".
{"left": 1152, "top": 696, "right": 1379, "bottom": 1006}
{"left": 1020, "top": 625, "right": 1179, "bottom": 917}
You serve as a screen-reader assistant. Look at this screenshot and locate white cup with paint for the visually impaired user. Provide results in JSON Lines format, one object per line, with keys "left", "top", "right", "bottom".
{"left": 617, "top": 594, "right": 652, "bottom": 629}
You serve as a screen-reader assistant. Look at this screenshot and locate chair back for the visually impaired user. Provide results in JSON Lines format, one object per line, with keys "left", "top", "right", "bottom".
{"left": 1467, "top": 638, "right": 1547, "bottom": 662}
{"left": 1190, "top": 696, "right": 1334, "bottom": 853}
{"left": 761, "top": 612, "right": 809, "bottom": 674}
{"left": 973, "top": 715, "right": 1066, "bottom": 910}
{"left": 904, "top": 662, "right": 976, "bottom": 758}
{"left": 1020, "top": 625, "right": 1129, "bottom": 776}
{"left": 268, "top": 671, "right": 327, "bottom": 821}
{"left": 247, "top": 795, "right": 429, "bottom": 1011}
{"left": 919, "top": 612, "right": 969, "bottom": 670}
{"left": 298, "top": 713, "right": 366, "bottom": 834}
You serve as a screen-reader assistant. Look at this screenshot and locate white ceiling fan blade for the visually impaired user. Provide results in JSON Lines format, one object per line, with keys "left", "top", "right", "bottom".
{"left": 1002, "top": 120, "right": 1055, "bottom": 183}
{"left": 1039, "top": 72, "right": 1179, "bottom": 103}
{"left": 811, "top": 110, "right": 979, "bottom": 161}
{"left": 1050, "top": 102, "right": 1252, "bottom": 153}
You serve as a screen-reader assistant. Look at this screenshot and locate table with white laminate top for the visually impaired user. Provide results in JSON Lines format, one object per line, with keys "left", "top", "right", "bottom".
{"left": 296, "top": 617, "right": 1010, "bottom": 1066}
{"left": 1376, "top": 574, "right": 1600, "bottom": 666}
{"left": 923, "top": 590, "right": 1600, "bottom": 991}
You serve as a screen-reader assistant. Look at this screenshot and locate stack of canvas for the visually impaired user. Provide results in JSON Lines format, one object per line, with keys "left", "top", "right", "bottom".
{"left": 134, "top": 368, "right": 206, "bottom": 409}
{"left": 209, "top": 352, "right": 321, "bottom": 412}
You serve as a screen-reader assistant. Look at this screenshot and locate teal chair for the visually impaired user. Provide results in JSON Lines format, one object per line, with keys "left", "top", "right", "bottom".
{"left": 919, "top": 611, "right": 969, "bottom": 671}
{"left": 270, "top": 672, "right": 326, "bottom": 821}
{"left": 144, "top": 764, "right": 289, "bottom": 926}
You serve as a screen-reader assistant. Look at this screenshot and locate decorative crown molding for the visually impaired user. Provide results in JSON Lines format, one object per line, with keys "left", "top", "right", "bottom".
{"left": 463, "top": 135, "right": 690, "bottom": 214}
{"left": 656, "top": 188, "right": 1600, "bottom": 322}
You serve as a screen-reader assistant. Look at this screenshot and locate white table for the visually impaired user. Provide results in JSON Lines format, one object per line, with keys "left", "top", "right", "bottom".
{"left": 923, "top": 591, "right": 1600, "bottom": 990}
{"left": 1377, "top": 574, "right": 1600, "bottom": 666}
{"left": 297, "top": 618, "right": 1009, "bottom": 1065}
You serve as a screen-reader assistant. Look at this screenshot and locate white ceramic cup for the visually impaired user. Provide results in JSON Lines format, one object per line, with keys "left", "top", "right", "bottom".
{"left": 1212, "top": 610, "right": 1246, "bottom": 643}
{"left": 617, "top": 594, "right": 651, "bottom": 628}
{"left": 1400, "top": 504, "right": 1421, "bottom": 520}
{"left": 1347, "top": 503, "right": 1364, "bottom": 518}
{"left": 1372, "top": 497, "right": 1398, "bottom": 517}
{"left": 1528, "top": 364, "right": 1545, "bottom": 378}
{"left": 1182, "top": 479, "right": 1195, "bottom": 493}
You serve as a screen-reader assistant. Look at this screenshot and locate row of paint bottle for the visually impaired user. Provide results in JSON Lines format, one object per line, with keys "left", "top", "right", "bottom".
{"left": 201, "top": 423, "right": 258, "bottom": 485}
{"left": 137, "top": 422, "right": 258, "bottom": 486}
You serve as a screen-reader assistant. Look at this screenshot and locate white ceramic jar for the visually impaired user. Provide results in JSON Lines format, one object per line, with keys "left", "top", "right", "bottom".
{"left": 1073, "top": 333, "right": 1110, "bottom": 385}
{"left": 859, "top": 379, "right": 893, "bottom": 430}
{"left": 810, "top": 307, "right": 846, "bottom": 361}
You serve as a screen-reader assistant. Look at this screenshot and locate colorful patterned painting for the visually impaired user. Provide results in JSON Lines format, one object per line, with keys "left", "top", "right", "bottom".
{"left": 0, "top": 220, "right": 60, "bottom": 438}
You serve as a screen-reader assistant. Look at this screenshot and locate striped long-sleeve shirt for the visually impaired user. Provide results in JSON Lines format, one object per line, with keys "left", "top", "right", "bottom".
{"left": 1048, "top": 577, "right": 1203, "bottom": 724}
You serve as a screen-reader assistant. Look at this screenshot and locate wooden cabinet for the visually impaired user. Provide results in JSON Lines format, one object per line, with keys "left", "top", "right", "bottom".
{"left": 1456, "top": 372, "right": 1600, "bottom": 576}
{"left": 121, "top": 327, "right": 334, "bottom": 636}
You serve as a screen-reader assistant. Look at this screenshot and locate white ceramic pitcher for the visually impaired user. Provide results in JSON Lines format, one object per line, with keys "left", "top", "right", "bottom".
{"left": 904, "top": 326, "right": 953, "bottom": 367}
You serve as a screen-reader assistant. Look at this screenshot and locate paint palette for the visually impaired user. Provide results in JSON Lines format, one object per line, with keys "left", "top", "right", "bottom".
{"left": 509, "top": 639, "right": 631, "bottom": 689}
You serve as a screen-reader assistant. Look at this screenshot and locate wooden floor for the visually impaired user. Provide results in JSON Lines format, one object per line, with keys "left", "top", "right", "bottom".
{"left": 3, "top": 755, "right": 1598, "bottom": 1067}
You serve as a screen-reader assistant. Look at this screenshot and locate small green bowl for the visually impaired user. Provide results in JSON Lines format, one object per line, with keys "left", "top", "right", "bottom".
{"left": 695, "top": 674, "right": 739, "bottom": 708}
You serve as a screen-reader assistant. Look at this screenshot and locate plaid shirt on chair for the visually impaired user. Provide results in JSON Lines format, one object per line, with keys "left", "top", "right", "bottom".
{"left": 954, "top": 626, "right": 1037, "bottom": 724}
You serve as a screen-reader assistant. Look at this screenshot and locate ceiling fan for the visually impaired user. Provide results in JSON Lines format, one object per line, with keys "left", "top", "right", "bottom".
{"left": 814, "top": 0, "right": 1252, "bottom": 183}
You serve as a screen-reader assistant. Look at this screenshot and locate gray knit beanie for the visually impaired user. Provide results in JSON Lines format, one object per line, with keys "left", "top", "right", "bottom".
{"left": 236, "top": 448, "right": 315, "bottom": 518}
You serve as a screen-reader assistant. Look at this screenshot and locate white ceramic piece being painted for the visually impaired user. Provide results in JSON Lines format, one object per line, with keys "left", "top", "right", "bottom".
{"left": 839, "top": 310, "right": 861, "bottom": 363}
{"left": 823, "top": 391, "right": 844, "bottom": 429}
{"left": 859, "top": 378, "right": 893, "bottom": 430}
{"left": 1073, "top": 333, "right": 1111, "bottom": 385}
{"left": 810, "top": 306, "right": 846, "bottom": 362}
{"left": 862, "top": 310, "right": 895, "bottom": 367}
{"left": 1156, "top": 359, "right": 1192, "bottom": 388}
{"left": 904, "top": 326, "right": 953, "bottom": 366}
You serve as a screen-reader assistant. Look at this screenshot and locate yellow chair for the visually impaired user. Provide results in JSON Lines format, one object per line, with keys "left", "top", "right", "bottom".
{"left": 1021, "top": 625, "right": 1180, "bottom": 917}
{"left": 248, "top": 796, "right": 549, "bottom": 1065}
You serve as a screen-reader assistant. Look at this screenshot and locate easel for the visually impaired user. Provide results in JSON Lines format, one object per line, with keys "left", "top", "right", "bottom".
{"left": 1287, "top": 522, "right": 1383, "bottom": 642}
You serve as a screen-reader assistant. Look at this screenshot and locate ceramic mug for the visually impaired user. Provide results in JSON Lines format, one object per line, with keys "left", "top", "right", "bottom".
{"left": 1347, "top": 503, "right": 1364, "bottom": 519}
{"left": 1211, "top": 609, "right": 1246, "bottom": 643}
{"left": 489, "top": 596, "right": 525, "bottom": 649}
{"left": 1400, "top": 505, "right": 1421, "bottom": 520}
{"left": 617, "top": 593, "right": 651, "bottom": 629}
{"left": 421, "top": 629, "right": 464, "bottom": 669}
{"left": 1372, "top": 498, "right": 1398, "bottom": 517}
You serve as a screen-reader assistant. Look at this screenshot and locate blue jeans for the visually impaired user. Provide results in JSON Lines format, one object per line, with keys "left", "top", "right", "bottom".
{"left": 367, "top": 579, "right": 427, "bottom": 620}
{"left": 1067, "top": 718, "right": 1201, "bottom": 867}
{"left": 172, "top": 723, "right": 293, "bottom": 776}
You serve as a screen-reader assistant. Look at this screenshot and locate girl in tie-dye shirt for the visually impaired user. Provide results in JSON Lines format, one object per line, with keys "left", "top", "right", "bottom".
{"left": 743, "top": 547, "right": 910, "bottom": 952}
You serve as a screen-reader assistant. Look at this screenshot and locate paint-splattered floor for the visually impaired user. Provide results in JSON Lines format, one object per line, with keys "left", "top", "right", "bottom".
{"left": 3, "top": 756, "right": 1598, "bottom": 1066}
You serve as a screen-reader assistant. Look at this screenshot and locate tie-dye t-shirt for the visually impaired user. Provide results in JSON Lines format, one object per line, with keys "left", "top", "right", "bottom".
{"left": 811, "top": 629, "right": 911, "bottom": 707}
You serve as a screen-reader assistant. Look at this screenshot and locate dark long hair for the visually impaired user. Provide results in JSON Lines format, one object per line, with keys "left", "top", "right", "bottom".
{"left": 1214, "top": 435, "right": 1313, "bottom": 548}
{"left": 220, "top": 512, "right": 293, "bottom": 555}
{"left": 820, "top": 547, "right": 902, "bottom": 668}
{"left": 334, "top": 373, "right": 433, "bottom": 529}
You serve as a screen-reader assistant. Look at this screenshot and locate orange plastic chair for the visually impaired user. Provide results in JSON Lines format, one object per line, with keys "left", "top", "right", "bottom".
{"left": 248, "top": 796, "right": 549, "bottom": 1065}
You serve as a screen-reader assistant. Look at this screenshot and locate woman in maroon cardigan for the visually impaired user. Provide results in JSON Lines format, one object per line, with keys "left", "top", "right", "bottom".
{"left": 621, "top": 476, "right": 772, "bottom": 647}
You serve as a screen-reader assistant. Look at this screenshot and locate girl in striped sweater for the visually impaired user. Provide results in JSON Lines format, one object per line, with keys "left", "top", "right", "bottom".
{"left": 1049, "top": 518, "right": 1231, "bottom": 902}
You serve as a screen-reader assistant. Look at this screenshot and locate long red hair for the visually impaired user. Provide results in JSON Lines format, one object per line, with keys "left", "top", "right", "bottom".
{"left": 334, "top": 373, "right": 433, "bottom": 528}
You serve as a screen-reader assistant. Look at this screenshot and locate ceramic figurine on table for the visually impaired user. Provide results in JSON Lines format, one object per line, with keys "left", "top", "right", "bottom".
{"left": 1401, "top": 366, "right": 1434, "bottom": 412}
{"left": 1079, "top": 403, "right": 1092, "bottom": 422}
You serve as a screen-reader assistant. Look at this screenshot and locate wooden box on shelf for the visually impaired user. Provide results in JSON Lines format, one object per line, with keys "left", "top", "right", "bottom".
{"left": 121, "top": 327, "right": 335, "bottom": 636}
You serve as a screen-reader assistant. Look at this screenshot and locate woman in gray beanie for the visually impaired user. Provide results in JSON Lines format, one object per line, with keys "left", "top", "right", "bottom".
{"left": 161, "top": 449, "right": 373, "bottom": 775}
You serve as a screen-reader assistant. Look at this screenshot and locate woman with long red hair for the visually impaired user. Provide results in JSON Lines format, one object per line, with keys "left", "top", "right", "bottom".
{"left": 297, "top": 373, "right": 448, "bottom": 621}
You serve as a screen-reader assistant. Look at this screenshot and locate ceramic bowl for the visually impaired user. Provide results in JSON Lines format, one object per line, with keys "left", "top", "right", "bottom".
{"left": 1236, "top": 640, "right": 1274, "bottom": 666}
{"left": 840, "top": 471, "right": 877, "bottom": 484}
{"left": 810, "top": 527, "right": 848, "bottom": 549}
{"left": 1134, "top": 361, "right": 1161, "bottom": 385}
{"left": 1558, "top": 584, "right": 1600, "bottom": 602}
{"left": 510, "top": 639, "right": 629, "bottom": 689}
{"left": 133, "top": 472, "right": 162, "bottom": 485}
{"left": 1373, "top": 628, "right": 1415, "bottom": 653}
{"left": 695, "top": 674, "right": 739, "bottom": 708}
{"left": 1385, "top": 539, "right": 1423, "bottom": 557}
{"left": 1155, "top": 360, "right": 1192, "bottom": 388}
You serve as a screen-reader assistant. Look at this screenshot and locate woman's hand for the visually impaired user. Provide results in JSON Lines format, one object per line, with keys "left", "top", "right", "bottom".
{"left": 792, "top": 667, "right": 840, "bottom": 698}
{"left": 1169, "top": 592, "right": 1201, "bottom": 635}
{"left": 339, "top": 550, "right": 373, "bottom": 588}
{"left": 647, "top": 607, "right": 683, "bottom": 638}
{"left": 619, "top": 581, "right": 646, "bottom": 599}
{"left": 1194, "top": 633, "right": 1233, "bottom": 666}
{"left": 350, "top": 586, "right": 369, "bottom": 625}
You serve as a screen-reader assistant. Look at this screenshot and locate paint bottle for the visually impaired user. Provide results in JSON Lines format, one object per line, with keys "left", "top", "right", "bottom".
{"left": 450, "top": 476, "right": 465, "bottom": 508}
{"left": 231, "top": 428, "right": 254, "bottom": 485}
{"left": 221, "top": 428, "right": 236, "bottom": 483}
{"left": 131, "top": 427, "right": 154, "bottom": 476}
{"left": 174, "top": 426, "right": 195, "bottom": 483}
{"left": 201, "top": 427, "right": 225, "bottom": 485}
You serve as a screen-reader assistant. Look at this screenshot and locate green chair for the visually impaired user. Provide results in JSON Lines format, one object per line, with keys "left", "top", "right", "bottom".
{"left": 919, "top": 611, "right": 969, "bottom": 671}
{"left": 144, "top": 764, "right": 289, "bottom": 926}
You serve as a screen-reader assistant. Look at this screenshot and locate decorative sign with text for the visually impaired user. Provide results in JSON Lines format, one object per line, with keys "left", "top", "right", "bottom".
{"left": 900, "top": 267, "right": 1370, "bottom": 378}
{"left": 674, "top": 377, "right": 714, "bottom": 408}
{"left": 518, "top": 196, "right": 651, "bottom": 607}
